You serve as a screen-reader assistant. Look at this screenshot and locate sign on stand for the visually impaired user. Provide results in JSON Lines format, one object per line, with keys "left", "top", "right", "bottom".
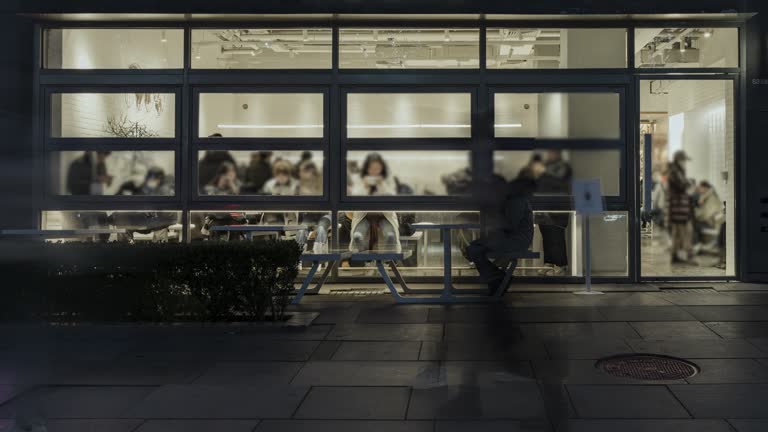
{"left": 572, "top": 179, "right": 605, "bottom": 296}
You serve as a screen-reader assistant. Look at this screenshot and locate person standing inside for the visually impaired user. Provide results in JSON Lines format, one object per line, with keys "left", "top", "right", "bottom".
{"left": 667, "top": 150, "right": 694, "bottom": 263}
{"left": 536, "top": 150, "right": 573, "bottom": 276}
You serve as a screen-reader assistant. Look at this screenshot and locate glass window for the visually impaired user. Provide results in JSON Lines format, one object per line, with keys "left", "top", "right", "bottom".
{"left": 42, "top": 211, "right": 183, "bottom": 242}
{"left": 339, "top": 28, "right": 480, "bottom": 69}
{"left": 191, "top": 28, "right": 332, "bottom": 69}
{"left": 487, "top": 28, "right": 627, "bottom": 69}
{"left": 640, "top": 79, "right": 735, "bottom": 277}
{"left": 347, "top": 150, "right": 471, "bottom": 196}
{"left": 494, "top": 150, "right": 622, "bottom": 196}
{"left": 189, "top": 211, "right": 330, "bottom": 245}
{"left": 336, "top": 211, "right": 481, "bottom": 277}
{"left": 50, "top": 151, "right": 176, "bottom": 196}
{"left": 494, "top": 92, "right": 621, "bottom": 139}
{"left": 50, "top": 93, "right": 176, "bottom": 139}
{"left": 44, "top": 28, "right": 184, "bottom": 70}
{"left": 519, "top": 211, "right": 628, "bottom": 277}
{"left": 198, "top": 93, "right": 324, "bottom": 139}
{"left": 347, "top": 93, "right": 472, "bottom": 139}
{"left": 197, "top": 150, "right": 323, "bottom": 196}
{"left": 635, "top": 28, "right": 738, "bottom": 68}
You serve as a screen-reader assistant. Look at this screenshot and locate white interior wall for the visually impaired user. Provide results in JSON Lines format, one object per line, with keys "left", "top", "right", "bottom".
{"left": 564, "top": 28, "right": 626, "bottom": 68}
{"left": 60, "top": 93, "right": 175, "bottom": 138}
{"left": 60, "top": 29, "right": 183, "bottom": 69}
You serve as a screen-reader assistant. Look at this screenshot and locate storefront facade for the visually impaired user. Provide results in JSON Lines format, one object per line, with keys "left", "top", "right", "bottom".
{"left": 2, "top": 1, "right": 768, "bottom": 284}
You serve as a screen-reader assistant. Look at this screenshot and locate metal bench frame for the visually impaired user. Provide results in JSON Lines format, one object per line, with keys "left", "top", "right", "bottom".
{"left": 350, "top": 249, "right": 539, "bottom": 304}
{"left": 292, "top": 251, "right": 352, "bottom": 304}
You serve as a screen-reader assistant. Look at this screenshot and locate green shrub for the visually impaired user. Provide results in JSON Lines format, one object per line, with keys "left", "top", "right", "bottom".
{"left": 0, "top": 240, "right": 301, "bottom": 322}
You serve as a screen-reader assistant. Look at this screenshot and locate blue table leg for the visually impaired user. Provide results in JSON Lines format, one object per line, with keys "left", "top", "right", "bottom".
{"left": 292, "top": 261, "right": 320, "bottom": 305}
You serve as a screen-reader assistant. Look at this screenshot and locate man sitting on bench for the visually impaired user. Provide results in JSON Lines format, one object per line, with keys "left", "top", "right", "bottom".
{"left": 465, "top": 155, "right": 545, "bottom": 295}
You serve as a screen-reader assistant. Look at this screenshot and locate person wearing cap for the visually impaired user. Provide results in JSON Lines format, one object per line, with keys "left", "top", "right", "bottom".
{"left": 668, "top": 150, "right": 694, "bottom": 263}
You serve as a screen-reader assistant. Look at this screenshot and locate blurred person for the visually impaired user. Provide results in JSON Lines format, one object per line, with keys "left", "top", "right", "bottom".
{"left": 66, "top": 151, "right": 113, "bottom": 195}
{"left": 261, "top": 159, "right": 298, "bottom": 196}
{"left": 198, "top": 135, "right": 236, "bottom": 189}
{"left": 465, "top": 155, "right": 545, "bottom": 295}
{"left": 203, "top": 161, "right": 240, "bottom": 195}
{"left": 296, "top": 160, "right": 322, "bottom": 196}
{"left": 668, "top": 150, "right": 694, "bottom": 263}
{"left": 693, "top": 181, "right": 725, "bottom": 254}
{"left": 349, "top": 153, "right": 400, "bottom": 252}
{"left": 536, "top": 150, "right": 573, "bottom": 276}
{"left": 292, "top": 151, "right": 314, "bottom": 178}
{"left": 116, "top": 167, "right": 173, "bottom": 196}
{"left": 244, "top": 151, "right": 273, "bottom": 193}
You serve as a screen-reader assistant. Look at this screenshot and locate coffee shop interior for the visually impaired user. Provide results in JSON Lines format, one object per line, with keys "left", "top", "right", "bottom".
{"left": 37, "top": 22, "right": 741, "bottom": 284}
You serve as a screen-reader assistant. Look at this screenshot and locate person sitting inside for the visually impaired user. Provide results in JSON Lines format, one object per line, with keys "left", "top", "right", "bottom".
{"left": 465, "top": 155, "right": 545, "bottom": 295}
{"left": 116, "top": 167, "right": 173, "bottom": 196}
{"left": 261, "top": 159, "right": 298, "bottom": 196}
{"left": 693, "top": 180, "right": 725, "bottom": 256}
{"left": 203, "top": 161, "right": 240, "bottom": 195}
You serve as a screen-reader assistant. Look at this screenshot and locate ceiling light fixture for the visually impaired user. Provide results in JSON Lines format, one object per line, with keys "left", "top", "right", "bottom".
{"left": 444, "top": 30, "right": 451, "bottom": 42}
{"left": 302, "top": 29, "right": 309, "bottom": 42}
{"left": 704, "top": 30, "right": 712, "bottom": 38}
{"left": 161, "top": 30, "right": 167, "bottom": 43}
{"left": 218, "top": 124, "right": 324, "bottom": 129}
{"left": 494, "top": 123, "right": 523, "bottom": 128}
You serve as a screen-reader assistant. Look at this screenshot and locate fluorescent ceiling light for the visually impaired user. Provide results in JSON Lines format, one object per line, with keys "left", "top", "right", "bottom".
{"left": 495, "top": 123, "right": 523, "bottom": 128}
{"left": 348, "top": 124, "right": 471, "bottom": 129}
{"left": 218, "top": 124, "right": 323, "bottom": 129}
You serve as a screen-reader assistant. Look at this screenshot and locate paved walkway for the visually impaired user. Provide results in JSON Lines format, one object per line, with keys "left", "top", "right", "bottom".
{"left": 2, "top": 283, "right": 768, "bottom": 431}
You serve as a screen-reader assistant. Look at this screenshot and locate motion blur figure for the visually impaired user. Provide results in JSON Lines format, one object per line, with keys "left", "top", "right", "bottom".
{"left": 465, "top": 156, "right": 544, "bottom": 294}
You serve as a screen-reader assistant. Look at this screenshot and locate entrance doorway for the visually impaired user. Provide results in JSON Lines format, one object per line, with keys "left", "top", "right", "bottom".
{"left": 639, "top": 79, "right": 736, "bottom": 278}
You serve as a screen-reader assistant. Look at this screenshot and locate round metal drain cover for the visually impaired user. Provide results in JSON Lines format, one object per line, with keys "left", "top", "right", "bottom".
{"left": 596, "top": 354, "right": 699, "bottom": 381}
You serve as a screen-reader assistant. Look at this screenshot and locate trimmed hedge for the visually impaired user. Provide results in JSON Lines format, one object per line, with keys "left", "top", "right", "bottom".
{"left": 0, "top": 240, "right": 302, "bottom": 322}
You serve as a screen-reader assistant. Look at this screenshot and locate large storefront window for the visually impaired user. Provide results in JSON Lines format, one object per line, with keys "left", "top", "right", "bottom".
{"left": 50, "top": 151, "right": 176, "bottom": 196}
{"left": 493, "top": 150, "right": 622, "bottom": 197}
{"left": 35, "top": 20, "right": 743, "bottom": 283}
{"left": 635, "top": 28, "right": 738, "bottom": 69}
{"left": 191, "top": 28, "right": 332, "bottom": 69}
{"left": 346, "top": 93, "right": 472, "bottom": 139}
{"left": 486, "top": 28, "right": 627, "bottom": 69}
{"left": 197, "top": 150, "right": 324, "bottom": 196}
{"left": 44, "top": 28, "right": 184, "bottom": 69}
{"left": 346, "top": 151, "right": 471, "bottom": 197}
{"left": 50, "top": 92, "right": 177, "bottom": 139}
{"left": 494, "top": 92, "right": 621, "bottom": 139}
{"left": 339, "top": 28, "right": 480, "bottom": 69}
{"left": 198, "top": 92, "right": 325, "bottom": 139}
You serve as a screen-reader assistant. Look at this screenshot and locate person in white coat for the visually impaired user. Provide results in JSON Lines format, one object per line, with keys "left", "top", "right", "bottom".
{"left": 349, "top": 153, "right": 401, "bottom": 252}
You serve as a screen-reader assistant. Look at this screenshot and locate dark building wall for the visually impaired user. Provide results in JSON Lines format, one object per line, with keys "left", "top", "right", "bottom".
{"left": 0, "top": 15, "right": 35, "bottom": 229}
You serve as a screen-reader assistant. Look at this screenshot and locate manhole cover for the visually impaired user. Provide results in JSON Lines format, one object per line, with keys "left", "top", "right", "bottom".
{"left": 596, "top": 354, "right": 699, "bottom": 381}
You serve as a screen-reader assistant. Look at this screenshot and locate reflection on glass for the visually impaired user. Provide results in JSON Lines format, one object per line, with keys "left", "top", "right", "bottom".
{"left": 42, "top": 211, "right": 183, "bottom": 242}
{"left": 347, "top": 93, "right": 472, "bottom": 138}
{"left": 494, "top": 150, "right": 621, "bottom": 196}
{"left": 51, "top": 93, "right": 176, "bottom": 139}
{"left": 191, "top": 28, "right": 331, "bottom": 69}
{"left": 50, "top": 151, "right": 175, "bottom": 196}
{"left": 347, "top": 151, "right": 471, "bottom": 196}
{"left": 336, "top": 211, "right": 481, "bottom": 277}
{"left": 635, "top": 28, "right": 738, "bottom": 68}
{"left": 198, "top": 93, "right": 324, "bottom": 138}
{"left": 44, "top": 29, "right": 184, "bottom": 69}
{"left": 640, "top": 79, "right": 735, "bottom": 277}
{"left": 339, "top": 28, "right": 480, "bottom": 69}
{"left": 189, "top": 211, "right": 331, "bottom": 252}
{"left": 487, "top": 28, "right": 627, "bottom": 69}
{"left": 494, "top": 93, "right": 620, "bottom": 139}
{"left": 197, "top": 150, "right": 323, "bottom": 196}
{"left": 518, "top": 211, "right": 628, "bottom": 277}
